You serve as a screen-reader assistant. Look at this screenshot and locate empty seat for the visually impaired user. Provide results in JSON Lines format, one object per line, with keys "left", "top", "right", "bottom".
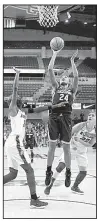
{"left": 4, "top": 56, "right": 39, "bottom": 69}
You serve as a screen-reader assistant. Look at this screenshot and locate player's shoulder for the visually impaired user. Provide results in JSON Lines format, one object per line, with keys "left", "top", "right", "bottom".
{"left": 19, "top": 109, "right": 26, "bottom": 115}
{"left": 78, "top": 121, "right": 86, "bottom": 129}
{"left": 69, "top": 86, "right": 75, "bottom": 94}
{"left": 13, "top": 109, "right": 26, "bottom": 120}
{"left": 53, "top": 82, "right": 60, "bottom": 90}
{"left": 74, "top": 121, "right": 85, "bottom": 130}
{"left": 9, "top": 105, "right": 18, "bottom": 118}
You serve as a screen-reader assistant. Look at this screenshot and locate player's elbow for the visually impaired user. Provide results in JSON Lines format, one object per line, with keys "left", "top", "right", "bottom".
{"left": 48, "top": 67, "right": 53, "bottom": 74}
{"left": 73, "top": 71, "right": 78, "bottom": 78}
{"left": 9, "top": 104, "right": 15, "bottom": 112}
{"left": 13, "top": 86, "right": 18, "bottom": 94}
{"left": 52, "top": 82, "right": 57, "bottom": 88}
{"left": 14, "top": 86, "right": 18, "bottom": 91}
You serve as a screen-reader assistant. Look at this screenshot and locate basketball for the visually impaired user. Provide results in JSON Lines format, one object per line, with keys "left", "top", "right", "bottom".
{"left": 50, "top": 37, "right": 64, "bottom": 51}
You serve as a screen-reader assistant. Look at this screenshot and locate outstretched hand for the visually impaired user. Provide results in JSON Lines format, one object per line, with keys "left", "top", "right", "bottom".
{"left": 52, "top": 49, "right": 61, "bottom": 55}
{"left": 13, "top": 66, "right": 20, "bottom": 74}
{"left": 56, "top": 101, "right": 67, "bottom": 108}
{"left": 71, "top": 49, "right": 78, "bottom": 61}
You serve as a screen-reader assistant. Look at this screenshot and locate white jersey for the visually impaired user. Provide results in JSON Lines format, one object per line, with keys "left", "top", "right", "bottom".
{"left": 58, "top": 123, "right": 96, "bottom": 169}
{"left": 10, "top": 109, "right": 26, "bottom": 138}
{"left": 73, "top": 123, "right": 96, "bottom": 147}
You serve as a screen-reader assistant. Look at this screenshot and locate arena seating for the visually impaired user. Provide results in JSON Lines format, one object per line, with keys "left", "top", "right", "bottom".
{"left": 77, "top": 58, "right": 96, "bottom": 73}
{"left": 4, "top": 82, "right": 43, "bottom": 97}
{"left": 4, "top": 55, "right": 96, "bottom": 77}
{"left": 4, "top": 73, "right": 96, "bottom": 103}
{"left": 76, "top": 85, "right": 96, "bottom": 101}
{"left": 4, "top": 41, "right": 93, "bottom": 50}
{"left": 4, "top": 56, "right": 39, "bottom": 69}
{"left": 4, "top": 76, "right": 43, "bottom": 81}
{"left": 83, "top": 58, "right": 96, "bottom": 70}
{"left": 42, "top": 57, "right": 96, "bottom": 75}
{"left": 4, "top": 54, "right": 96, "bottom": 103}
{"left": 43, "top": 57, "right": 71, "bottom": 69}
{"left": 38, "top": 88, "right": 52, "bottom": 102}
{"left": 38, "top": 84, "right": 96, "bottom": 103}
{"left": 4, "top": 41, "right": 50, "bottom": 49}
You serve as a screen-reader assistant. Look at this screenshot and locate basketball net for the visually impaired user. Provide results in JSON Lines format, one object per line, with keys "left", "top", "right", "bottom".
{"left": 37, "top": 5, "right": 59, "bottom": 28}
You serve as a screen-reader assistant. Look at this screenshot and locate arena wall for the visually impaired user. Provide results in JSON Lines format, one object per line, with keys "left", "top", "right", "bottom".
{"left": 4, "top": 48, "right": 95, "bottom": 59}
{"left": 4, "top": 29, "right": 94, "bottom": 42}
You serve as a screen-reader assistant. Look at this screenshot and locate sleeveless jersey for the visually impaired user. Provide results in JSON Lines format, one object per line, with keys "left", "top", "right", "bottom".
{"left": 74, "top": 123, "right": 96, "bottom": 147}
{"left": 52, "top": 84, "right": 74, "bottom": 113}
{"left": 10, "top": 109, "right": 26, "bottom": 138}
{"left": 26, "top": 130, "right": 34, "bottom": 141}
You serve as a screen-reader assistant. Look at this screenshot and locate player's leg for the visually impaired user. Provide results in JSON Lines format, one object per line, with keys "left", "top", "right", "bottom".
{"left": 4, "top": 167, "right": 18, "bottom": 184}
{"left": 30, "top": 144, "right": 34, "bottom": 163}
{"left": 44, "top": 154, "right": 65, "bottom": 195}
{"left": 45, "top": 114, "right": 59, "bottom": 186}
{"left": 45, "top": 140, "right": 56, "bottom": 185}
{"left": 61, "top": 114, "right": 72, "bottom": 187}
{"left": 31, "top": 149, "right": 34, "bottom": 163}
{"left": 71, "top": 149, "right": 87, "bottom": 194}
{"left": 20, "top": 162, "right": 48, "bottom": 208}
{"left": 24, "top": 142, "right": 28, "bottom": 154}
{"left": 15, "top": 135, "right": 48, "bottom": 208}
{"left": 4, "top": 137, "right": 18, "bottom": 184}
{"left": 62, "top": 142, "right": 71, "bottom": 187}
{"left": 71, "top": 169, "right": 87, "bottom": 195}
{"left": 25, "top": 140, "right": 33, "bottom": 163}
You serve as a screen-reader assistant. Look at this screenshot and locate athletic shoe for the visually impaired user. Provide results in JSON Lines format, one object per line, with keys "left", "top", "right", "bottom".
{"left": 45, "top": 171, "right": 53, "bottom": 186}
{"left": 30, "top": 198, "right": 48, "bottom": 208}
{"left": 65, "top": 170, "right": 71, "bottom": 187}
{"left": 44, "top": 177, "right": 55, "bottom": 195}
{"left": 71, "top": 186, "right": 84, "bottom": 195}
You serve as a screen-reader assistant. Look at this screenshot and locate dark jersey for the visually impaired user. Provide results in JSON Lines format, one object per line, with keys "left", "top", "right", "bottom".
{"left": 52, "top": 84, "right": 74, "bottom": 113}
{"left": 26, "top": 130, "right": 34, "bottom": 142}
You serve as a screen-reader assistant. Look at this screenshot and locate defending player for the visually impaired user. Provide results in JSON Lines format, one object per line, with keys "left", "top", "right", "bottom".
{"left": 45, "top": 49, "right": 79, "bottom": 187}
{"left": 44, "top": 111, "right": 96, "bottom": 195}
{"left": 4, "top": 67, "right": 48, "bottom": 208}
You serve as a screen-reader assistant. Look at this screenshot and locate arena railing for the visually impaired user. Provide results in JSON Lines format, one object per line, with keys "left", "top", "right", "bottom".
{"left": 4, "top": 77, "right": 44, "bottom": 81}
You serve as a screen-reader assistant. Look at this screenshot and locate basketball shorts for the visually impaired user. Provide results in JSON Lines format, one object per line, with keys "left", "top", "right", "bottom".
{"left": 5, "top": 134, "right": 31, "bottom": 170}
{"left": 48, "top": 113, "right": 72, "bottom": 143}
{"left": 25, "top": 141, "right": 33, "bottom": 150}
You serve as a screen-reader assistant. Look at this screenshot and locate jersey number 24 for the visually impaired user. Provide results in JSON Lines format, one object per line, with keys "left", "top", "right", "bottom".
{"left": 59, "top": 94, "right": 68, "bottom": 102}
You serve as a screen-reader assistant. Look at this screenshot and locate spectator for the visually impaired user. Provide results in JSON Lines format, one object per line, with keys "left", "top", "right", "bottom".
{"left": 80, "top": 111, "right": 84, "bottom": 122}
{"left": 73, "top": 114, "right": 78, "bottom": 125}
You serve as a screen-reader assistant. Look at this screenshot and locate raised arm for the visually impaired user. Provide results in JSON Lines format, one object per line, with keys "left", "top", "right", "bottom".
{"left": 9, "top": 67, "right": 20, "bottom": 116}
{"left": 72, "top": 122, "right": 85, "bottom": 136}
{"left": 71, "top": 49, "right": 79, "bottom": 95}
{"left": 48, "top": 50, "right": 59, "bottom": 89}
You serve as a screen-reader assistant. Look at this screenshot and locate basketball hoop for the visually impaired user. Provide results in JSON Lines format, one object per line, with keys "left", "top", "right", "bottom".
{"left": 37, "top": 5, "right": 59, "bottom": 28}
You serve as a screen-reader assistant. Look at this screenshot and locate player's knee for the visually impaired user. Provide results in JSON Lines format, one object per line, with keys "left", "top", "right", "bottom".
{"left": 9, "top": 167, "right": 18, "bottom": 179}
{"left": 49, "top": 140, "right": 56, "bottom": 147}
{"left": 49, "top": 141, "right": 56, "bottom": 152}
{"left": 79, "top": 165, "right": 87, "bottom": 172}
{"left": 63, "top": 143, "right": 70, "bottom": 153}
{"left": 56, "top": 162, "right": 65, "bottom": 173}
{"left": 80, "top": 170, "right": 87, "bottom": 177}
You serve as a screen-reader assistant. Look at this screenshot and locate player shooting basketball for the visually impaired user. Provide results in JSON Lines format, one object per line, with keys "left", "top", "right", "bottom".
{"left": 44, "top": 110, "right": 96, "bottom": 195}
{"left": 3, "top": 67, "right": 48, "bottom": 208}
{"left": 45, "top": 42, "right": 79, "bottom": 188}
